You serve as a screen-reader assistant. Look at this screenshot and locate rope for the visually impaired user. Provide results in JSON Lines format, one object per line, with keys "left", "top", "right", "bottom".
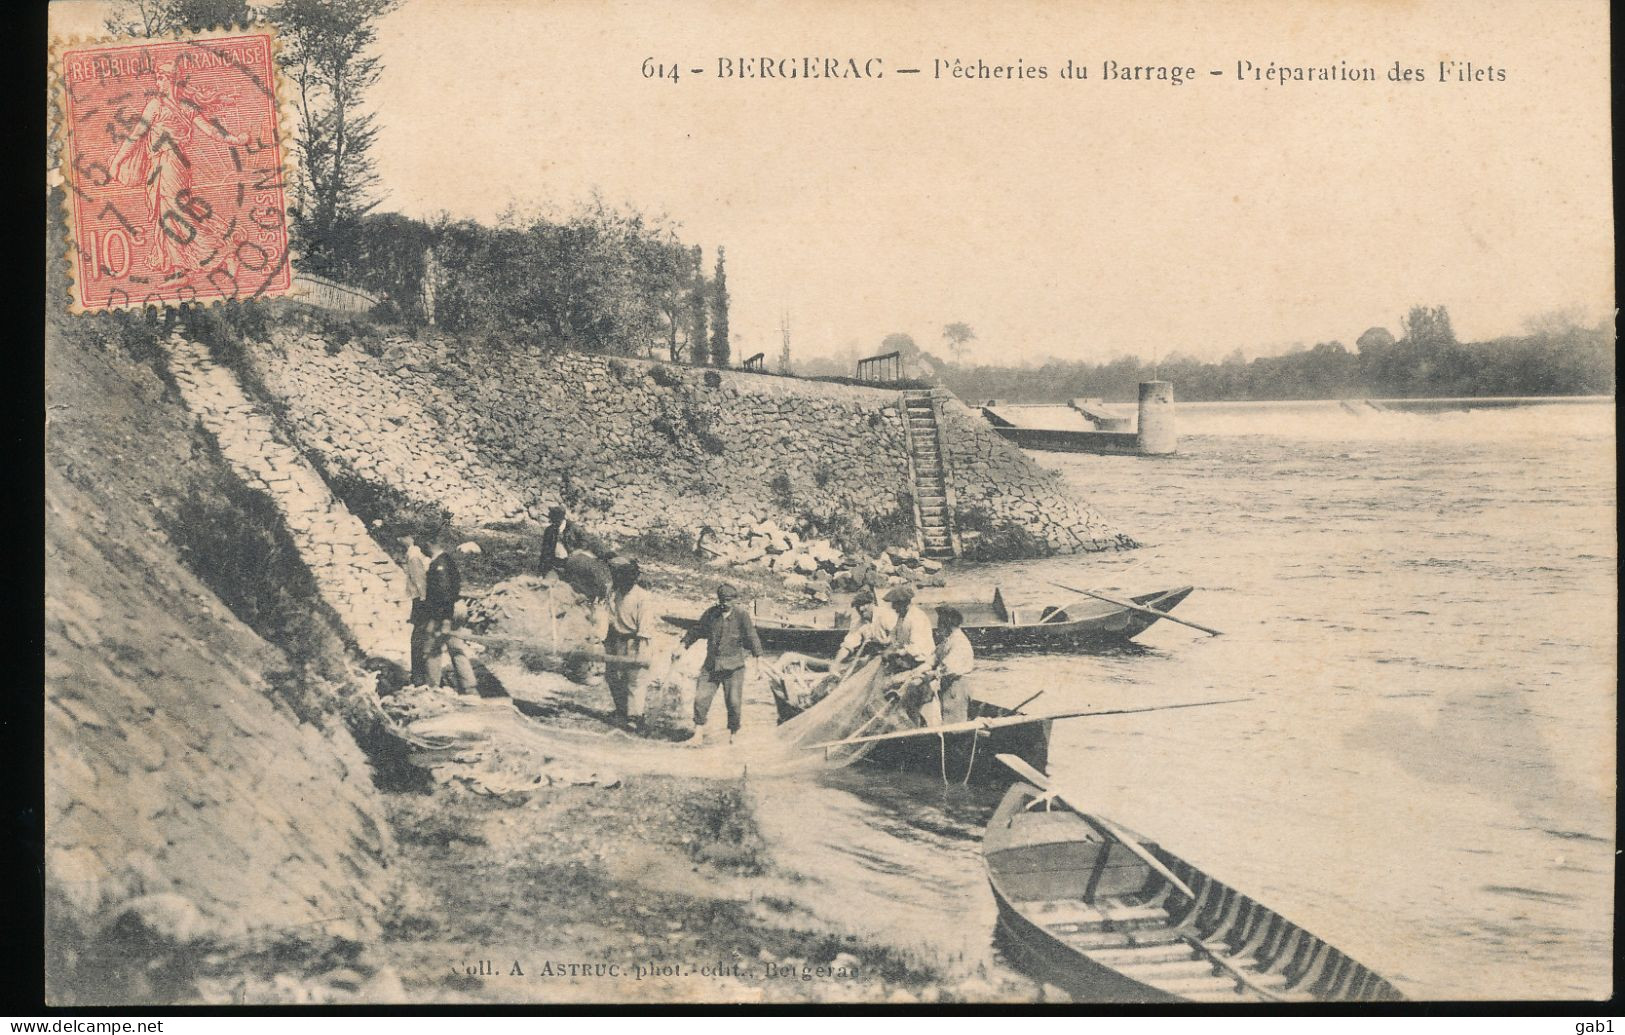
{"left": 960, "top": 720, "right": 980, "bottom": 786}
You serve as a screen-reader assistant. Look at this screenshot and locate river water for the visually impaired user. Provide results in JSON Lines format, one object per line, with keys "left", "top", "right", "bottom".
{"left": 751, "top": 398, "right": 1615, "bottom": 1001}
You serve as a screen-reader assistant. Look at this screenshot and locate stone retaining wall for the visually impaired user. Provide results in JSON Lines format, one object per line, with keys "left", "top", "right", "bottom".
{"left": 164, "top": 337, "right": 412, "bottom": 663}
{"left": 247, "top": 329, "right": 1133, "bottom": 558}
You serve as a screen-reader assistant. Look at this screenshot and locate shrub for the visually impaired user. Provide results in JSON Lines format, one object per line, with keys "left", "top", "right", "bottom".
{"left": 650, "top": 414, "right": 680, "bottom": 443}
{"left": 769, "top": 471, "right": 795, "bottom": 508}
{"left": 370, "top": 297, "right": 405, "bottom": 325}
{"left": 649, "top": 364, "right": 684, "bottom": 387}
{"left": 622, "top": 519, "right": 695, "bottom": 562}
{"left": 83, "top": 308, "right": 167, "bottom": 366}
{"left": 703, "top": 370, "right": 722, "bottom": 388}
{"left": 830, "top": 502, "right": 917, "bottom": 557}
{"left": 954, "top": 505, "right": 1047, "bottom": 560}
{"left": 684, "top": 779, "right": 767, "bottom": 876}
{"left": 313, "top": 460, "right": 449, "bottom": 536}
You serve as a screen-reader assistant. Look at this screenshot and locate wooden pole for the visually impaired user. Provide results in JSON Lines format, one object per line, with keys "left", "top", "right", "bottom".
{"left": 1046, "top": 580, "right": 1223, "bottom": 637}
{"left": 995, "top": 754, "right": 1196, "bottom": 900}
{"left": 456, "top": 631, "right": 651, "bottom": 668}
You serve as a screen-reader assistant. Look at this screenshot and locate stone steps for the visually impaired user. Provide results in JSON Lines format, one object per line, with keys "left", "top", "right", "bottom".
{"left": 901, "top": 389, "right": 959, "bottom": 559}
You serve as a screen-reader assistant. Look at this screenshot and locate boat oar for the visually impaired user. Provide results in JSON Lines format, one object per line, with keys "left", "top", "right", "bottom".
{"left": 456, "top": 631, "right": 652, "bottom": 668}
{"left": 1034, "top": 564, "right": 1148, "bottom": 624}
{"left": 804, "top": 696, "right": 1249, "bottom": 751}
{"left": 1034, "top": 590, "right": 1097, "bottom": 625}
{"left": 1046, "top": 580, "right": 1224, "bottom": 637}
{"left": 993, "top": 754, "right": 1196, "bottom": 901}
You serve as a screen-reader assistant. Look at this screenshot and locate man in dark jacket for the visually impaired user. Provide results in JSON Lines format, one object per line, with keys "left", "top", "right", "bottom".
{"left": 539, "top": 506, "right": 583, "bottom": 576}
{"left": 678, "top": 583, "right": 762, "bottom": 745}
{"left": 423, "top": 536, "right": 477, "bottom": 695}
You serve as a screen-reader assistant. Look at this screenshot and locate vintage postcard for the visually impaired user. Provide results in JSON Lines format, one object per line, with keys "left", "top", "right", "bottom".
{"left": 42, "top": 0, "right": 1613, "bottom": 1010}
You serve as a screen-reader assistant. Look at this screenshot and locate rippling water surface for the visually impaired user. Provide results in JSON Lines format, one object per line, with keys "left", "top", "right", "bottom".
{"left": 752, "top": 399, "right": 1615, "bottom": 1001}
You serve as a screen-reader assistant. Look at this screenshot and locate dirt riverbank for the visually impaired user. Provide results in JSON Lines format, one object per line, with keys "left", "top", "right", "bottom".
{"left": 178, "top": 572, "right": 1042, "bottom": 1005}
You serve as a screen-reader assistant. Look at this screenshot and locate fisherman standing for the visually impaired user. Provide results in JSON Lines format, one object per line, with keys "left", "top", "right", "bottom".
{"left": 679, "top": 583, "right": 763, "bottom": 745}
{"left": 602, "top": 557, "right": 653, "bottom": 731}
{"left": 423, "top": 534, "right": 477, "bottom": 695}
{"left": 401, "top": 535, "right": 432, "bottom": 685}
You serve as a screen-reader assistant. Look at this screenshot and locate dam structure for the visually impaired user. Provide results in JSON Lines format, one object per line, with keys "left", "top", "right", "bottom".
{"left": 982, "top": 381, "right": 1179, "bottom": 456}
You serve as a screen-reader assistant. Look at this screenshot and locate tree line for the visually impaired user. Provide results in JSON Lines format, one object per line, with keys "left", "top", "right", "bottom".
{"left": 333, "top": 205, "right": 733, "bottom": 362}
{"left": 802, "top": 308, "right": 1614, "bottom": 402}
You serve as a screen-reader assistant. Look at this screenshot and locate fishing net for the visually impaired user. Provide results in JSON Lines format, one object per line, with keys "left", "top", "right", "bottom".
{"left": 766, "top": 657, "right": 911, "bottom": 771}
{"left": 391, "top": 646, "right": 919, "bottom": 786}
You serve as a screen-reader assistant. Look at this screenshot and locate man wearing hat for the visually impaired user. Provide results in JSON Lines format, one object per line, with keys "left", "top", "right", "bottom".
{"left": 678, "top": 583, "right": 763, "bottom": 745}
{"left": 539, "top": 505, "right": 582, "bottom": 577}
{"left": 883, "top": 584, "right": 936, "bottom": 670}
{"left": 602, "top": 557, "right": 653, "bottom": 730}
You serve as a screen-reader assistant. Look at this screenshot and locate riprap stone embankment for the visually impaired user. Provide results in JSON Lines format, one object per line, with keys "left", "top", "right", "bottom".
{"left": 247, "top": 328, "right": 1135, "bottom": 559}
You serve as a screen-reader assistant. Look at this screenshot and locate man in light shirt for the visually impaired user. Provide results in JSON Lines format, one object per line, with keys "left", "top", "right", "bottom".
{"left": 602, "top": 557, "right": 653, "bottom": 731}
{"left": 925, "top": 605, "right": 976, "bottom": 726}
{"left": 400, "top": 535, "right": 431, "bottom": 684}
{"left": 833, "top": 593, "right": 891, "bottom": 666}
{"left": 898, "top": 605, "right": 976, "bottom": 728}
{"left": 883, "top": 585, "right": 936, "bottom": 668}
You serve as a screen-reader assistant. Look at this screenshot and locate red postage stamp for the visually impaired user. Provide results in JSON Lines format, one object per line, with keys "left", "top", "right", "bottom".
{"left": 56, "top": 29, "right": 293, "bottom": 312}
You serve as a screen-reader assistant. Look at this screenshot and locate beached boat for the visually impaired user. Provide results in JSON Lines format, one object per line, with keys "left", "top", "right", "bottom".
{"left": 662, "top": 586, "right": 1194, "bottom": 657}
{"left": 983, "top": 780, "right": 1407, "bottom": 1003}
{"left": 769, "top": 666, "right": 1051, "bottom": 784}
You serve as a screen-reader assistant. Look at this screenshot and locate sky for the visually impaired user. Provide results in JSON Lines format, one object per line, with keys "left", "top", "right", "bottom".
{"left": 57, "top": 0, "right": 1616, "bottom": 365}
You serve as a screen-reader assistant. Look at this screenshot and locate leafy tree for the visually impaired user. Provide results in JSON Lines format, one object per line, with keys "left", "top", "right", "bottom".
{"left": 941, "top": 322, "right": 976, "bottom": 362}
{"left": 1400, "top": 305, "right": 1457, "bottom": 348}
{"left": 687, "top": 246, "right": 709, "bottom": 366}
{"left": 329, "top": 211, "right": 435, "bottom": 323}
{"left": 273, "top": 0, "right": 398, "bottom": 274}
{"left": 638, "top": 225, "right": 689, "bottom": 361}
{"left": 709, "top": 247, "right": 730, "bottom": 367}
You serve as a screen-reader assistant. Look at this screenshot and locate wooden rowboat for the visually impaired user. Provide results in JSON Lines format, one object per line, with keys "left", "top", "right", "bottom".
{"left": 983, "top": 781, "right": 1406, "bottom": 1003}
{"left": 662, "top": 585, "right": 1194, "bottom": 658}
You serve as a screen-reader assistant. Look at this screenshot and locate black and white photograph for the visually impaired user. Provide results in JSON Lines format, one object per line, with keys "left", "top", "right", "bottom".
{"left": 42, "top": 0, "right": 1614, "bottom": 1009}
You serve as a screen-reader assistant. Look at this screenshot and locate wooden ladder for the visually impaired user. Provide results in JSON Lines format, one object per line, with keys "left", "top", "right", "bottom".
{"left": 900, "top": 389, "right": 961, "bottom": 559}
